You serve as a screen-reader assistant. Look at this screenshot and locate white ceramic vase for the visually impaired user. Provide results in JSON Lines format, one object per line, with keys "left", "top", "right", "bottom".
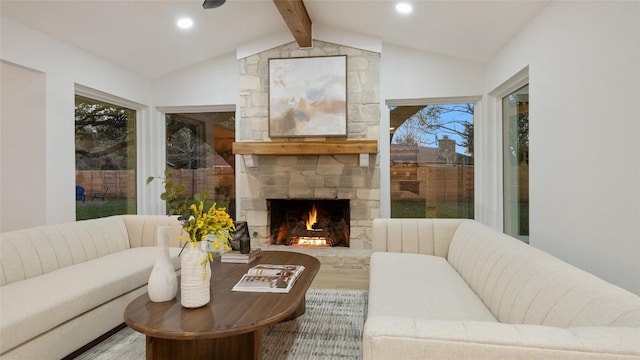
{"left": 180, "top": 241, "right": 212, "bottom": 308}
{"left": 147, "top": 226, "right": 178, "bottom": 302}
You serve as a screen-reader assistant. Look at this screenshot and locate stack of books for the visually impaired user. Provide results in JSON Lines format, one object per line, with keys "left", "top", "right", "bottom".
{"left": 220, "top": 248, "right": 261, "bottom": 264}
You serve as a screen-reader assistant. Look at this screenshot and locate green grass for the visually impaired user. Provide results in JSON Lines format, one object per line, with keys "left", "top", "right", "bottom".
{"left": 76, "top": 198, "right": 236, "bottom": 221}
{"left": 76, "top": 198, "right": 133, "bottom": 220}
{"left": 391, "top": 199, "right": 427, "bottom": 218}
{"left": 391, "top": 199, "right": 474, "bottom": 219}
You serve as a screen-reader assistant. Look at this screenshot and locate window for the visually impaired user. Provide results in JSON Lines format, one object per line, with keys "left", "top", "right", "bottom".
{"left": 75, "top": 95, "right": 137, "bottom": 220}
{"left": 503, "top": 84, "right": 529, "bottom": 241}
{"left": 165, "top": 112, "right": 236, "bottom": 219}
{"left": 390, "top": 103, "right": 474, "bottom": 218}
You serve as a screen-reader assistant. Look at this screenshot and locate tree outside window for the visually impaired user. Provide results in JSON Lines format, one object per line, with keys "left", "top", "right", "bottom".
{"left": 390, "top": 103, "right": 474, "bottom": 219}
{"left": 165, "top": 112, "right": 236, "bottom": 219}
{"left": 75, "top": 95, "right": 136, "bottom": 219}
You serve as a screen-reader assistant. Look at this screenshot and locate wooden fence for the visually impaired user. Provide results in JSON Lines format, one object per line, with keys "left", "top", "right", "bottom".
{"left": 76, "top": 168, "right": 235, "bottom": 200}
{"left": 391, "top": 165, "right": 529, "bottom": 203}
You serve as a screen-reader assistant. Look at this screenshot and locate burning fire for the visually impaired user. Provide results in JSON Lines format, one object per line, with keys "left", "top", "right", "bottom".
{"left": 295, "top": 204, "right": 329, "bottom": 246}
{"left": 305, "top": 204, "right": 318, "bottom": 230}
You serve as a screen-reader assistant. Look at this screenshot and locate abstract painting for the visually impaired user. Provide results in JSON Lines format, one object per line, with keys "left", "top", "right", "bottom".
{"left": 269, "top": 55, "right": 347, "bottom": 137}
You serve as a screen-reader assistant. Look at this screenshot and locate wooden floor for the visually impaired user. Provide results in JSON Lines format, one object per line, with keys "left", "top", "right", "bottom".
{"left": 310, "top": 265, "right": 369, "bottom": 291}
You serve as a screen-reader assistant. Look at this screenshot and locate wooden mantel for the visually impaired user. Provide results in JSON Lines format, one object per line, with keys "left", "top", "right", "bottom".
{"left": 232, "top": 140, "right": 377, "bottom": 155}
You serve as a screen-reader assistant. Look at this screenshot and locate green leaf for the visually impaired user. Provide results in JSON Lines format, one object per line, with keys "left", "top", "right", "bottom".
{"left": 146, "top": 176, "right": 155, "bottom": 184}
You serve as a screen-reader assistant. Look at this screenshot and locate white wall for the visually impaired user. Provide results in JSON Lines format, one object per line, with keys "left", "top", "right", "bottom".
{"left": 485, "top": 1, "right": 640, "bottom": 294}
{"left": 0, "top": 17, "right": 151, "bottom": 228}
{"left": 152, "top": 53, "right": 239, "bottom": 107}
{"left": 381, "top": 44, "right": 486, "bottom": 100}
{"left": 0, "top": 62, "right": 46, "bottom": 232}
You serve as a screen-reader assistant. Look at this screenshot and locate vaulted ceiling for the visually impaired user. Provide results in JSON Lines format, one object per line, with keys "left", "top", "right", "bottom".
{"left": 0, "top": 0, "right": 549, "bottom": 79}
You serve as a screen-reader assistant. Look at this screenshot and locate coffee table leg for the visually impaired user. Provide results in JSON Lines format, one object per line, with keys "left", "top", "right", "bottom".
{"left": 282, "top": 295, "right": 306, "bottom": 322}
{"left": 146, "top": 330, "right": 261, "bottom": 360}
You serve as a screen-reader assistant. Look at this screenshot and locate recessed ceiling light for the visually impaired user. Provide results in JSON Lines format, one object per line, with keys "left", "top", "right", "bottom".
{"left": 395, "top": 2, "right": 413, "bottom": 14}
{"left": 177, "top": 17, "right": 194, "bottom": 30}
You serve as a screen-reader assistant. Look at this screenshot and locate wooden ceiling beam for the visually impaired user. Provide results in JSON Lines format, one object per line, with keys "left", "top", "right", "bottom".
{"left": 273, "top": 0, "right": 313, "bottom": 48}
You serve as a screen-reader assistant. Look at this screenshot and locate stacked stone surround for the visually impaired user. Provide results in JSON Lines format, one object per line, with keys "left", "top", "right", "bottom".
{"left": 237, "top": 40, "right": 380, "bottom": 257}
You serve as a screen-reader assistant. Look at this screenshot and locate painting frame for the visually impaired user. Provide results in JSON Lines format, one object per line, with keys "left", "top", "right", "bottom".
{"left": 268, "top": 55, "right": 347, "bottom": 137}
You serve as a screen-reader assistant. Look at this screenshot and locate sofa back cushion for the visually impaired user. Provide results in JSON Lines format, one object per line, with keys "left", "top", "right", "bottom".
{"left": 121, "top": 215, "right": 185, "bottom": 248}
{"left": 0, "top": 216, "right": 130, "bottom": 286}
{"left": 372, "top": 218, "right": 464, "bottom": 257}
{"left": 448, "top": 220, "right": 640, "bottom": 327}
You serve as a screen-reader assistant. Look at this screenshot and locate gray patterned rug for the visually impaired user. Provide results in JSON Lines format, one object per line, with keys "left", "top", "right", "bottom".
{"left": 74, "top": 289, "right": 368, "bottom": 360}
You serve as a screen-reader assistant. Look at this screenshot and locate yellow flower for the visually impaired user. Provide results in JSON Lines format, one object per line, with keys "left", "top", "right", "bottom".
{"left": 181, "top": 199, "right": 235, "bottom": 269}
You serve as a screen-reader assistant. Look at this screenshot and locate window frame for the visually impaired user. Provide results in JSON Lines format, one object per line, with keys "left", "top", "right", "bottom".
{"left": 487, "top": 66, "right": 529, "bottom": 239}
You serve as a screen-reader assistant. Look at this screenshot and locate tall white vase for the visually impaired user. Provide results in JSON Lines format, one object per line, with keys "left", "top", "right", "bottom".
{"left": 180, "top": 241, "right": 212, "bottom": 308}
{"left": 147, "top": 226, "right": 178, "bottom": 302}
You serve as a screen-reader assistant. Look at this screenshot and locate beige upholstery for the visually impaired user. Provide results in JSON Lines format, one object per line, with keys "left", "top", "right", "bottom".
{"left": 448, "top": 221, "right": 640, "bottom": 327}
{"left": 0, "top": 215, "right": 184, "bottom": 359}
{"left": 121, "top": 214, "right": 184, "bottom": 248}
{"left": 372, "top": 218, "right": 463, "bottom": 257}
{"left": 0, "top": 216, "right": 130, "bottom": 286}
{"left": 365, "top": 218, "right": 640, "bottom": 360}
{"left": 368, "top": 252, "right": 496, "bottom": 322}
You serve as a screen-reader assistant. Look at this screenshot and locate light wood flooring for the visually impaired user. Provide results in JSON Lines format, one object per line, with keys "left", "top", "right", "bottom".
{"left": 310, "top": 265, "right": 369, "bottom": 291}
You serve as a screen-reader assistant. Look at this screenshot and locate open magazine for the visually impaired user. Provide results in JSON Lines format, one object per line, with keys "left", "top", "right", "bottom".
{"left": 231, "top": 264, "right": 305, "bottom": 293}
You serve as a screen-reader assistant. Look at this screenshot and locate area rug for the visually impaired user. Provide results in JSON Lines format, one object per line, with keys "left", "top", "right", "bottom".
{"left": 73, "top": 289, "right": 368, "bottom": 360}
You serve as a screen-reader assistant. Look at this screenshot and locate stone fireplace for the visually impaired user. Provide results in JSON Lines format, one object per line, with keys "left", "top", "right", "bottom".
{"left": 235, "top": 40, "right": 381, "bottom": 252}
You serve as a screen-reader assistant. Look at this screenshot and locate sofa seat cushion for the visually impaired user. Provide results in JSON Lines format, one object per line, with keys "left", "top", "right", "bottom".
{"left": 364, "top": 317, "right": 640, "bottom": 359}
{"left": 0, "top": 246, "right": 181, "bottom": 353}
{"left": 368, "top": 252, "right": 497, "bottom": 322}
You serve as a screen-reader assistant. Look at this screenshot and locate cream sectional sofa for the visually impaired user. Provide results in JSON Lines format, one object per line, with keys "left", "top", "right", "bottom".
{"left": 364, "top": 218, "right": 640, "bottom": 359}
{"left": 0, "top": 215, "right": 184, "bottom": 359}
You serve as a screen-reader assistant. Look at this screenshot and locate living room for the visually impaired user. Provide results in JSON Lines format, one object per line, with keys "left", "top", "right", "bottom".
{"left": 1, "top": 1, "right": 639, "bottom": 359}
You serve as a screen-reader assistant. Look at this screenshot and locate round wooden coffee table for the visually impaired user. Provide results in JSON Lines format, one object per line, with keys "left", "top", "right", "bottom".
{"left": 124, "top": 251, "right": 320, "bottom": 360}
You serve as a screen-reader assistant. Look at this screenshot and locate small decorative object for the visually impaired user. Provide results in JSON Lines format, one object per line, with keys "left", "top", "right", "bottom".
{"left": 180, "top": 241, "right": 212, "bottom": 308}
{"left": 147, "top": 226, "right": 178, "bottom": 302}
{"left": 147, "top": 172, "right": 235, "bottom": 308}
{"left": 240, "top": 237, "right": 251, "bottom": 254}
{"left": 230, "top": 221, "right": 250, "bottom": 252}
{"left": 178, "top": 200, "right": 234, "bottom": 308}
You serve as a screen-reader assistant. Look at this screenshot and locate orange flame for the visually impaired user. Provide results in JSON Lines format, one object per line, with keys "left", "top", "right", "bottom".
{"left": 306, "top": 204, "right": 318, "bottom": 230}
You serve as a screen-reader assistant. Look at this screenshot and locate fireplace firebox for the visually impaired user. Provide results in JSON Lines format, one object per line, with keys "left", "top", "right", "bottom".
{"left": 268, "top": 199, "right": 350, "bottom": 247}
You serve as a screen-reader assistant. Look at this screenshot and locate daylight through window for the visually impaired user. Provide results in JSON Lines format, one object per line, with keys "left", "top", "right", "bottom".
{"left": 390, "top": 103, "right": 474, "bottom": 219}
{"left": 75, "top": 95, "right": 137, "bottom": 220}
{"left": 165, "top": 112, "right": 236, "bottom": 219}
